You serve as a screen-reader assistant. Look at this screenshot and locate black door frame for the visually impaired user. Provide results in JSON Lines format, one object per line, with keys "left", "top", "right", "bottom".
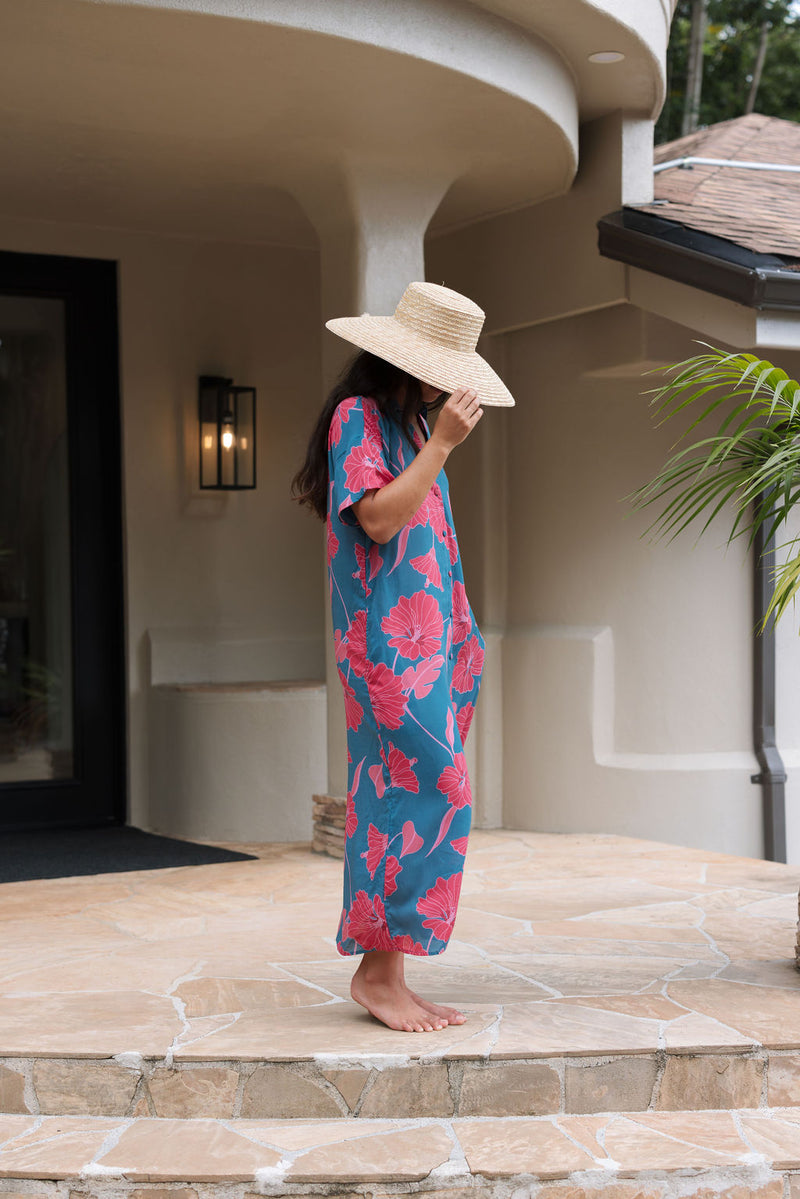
{"left": 0, "top": 249, "right": 126, "bottom": 830}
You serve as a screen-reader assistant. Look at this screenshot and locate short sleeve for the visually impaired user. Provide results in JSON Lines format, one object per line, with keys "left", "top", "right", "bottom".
{"left": 328, "top": 395, "right": 393, "bottom": 528}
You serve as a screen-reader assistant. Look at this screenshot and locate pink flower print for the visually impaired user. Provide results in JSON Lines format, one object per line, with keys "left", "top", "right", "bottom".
{"left": 333, "top": 628, "right": 347, "bottom": 665}
{"left": 327, "top": 515, "right": 339, "bottom": 562}
{"left": 345, "top": 609, "right": 368, "bottom": 678}
{"left": 381, "top": 591, "right": 443, "bottom": 661}
{"left": 328, "top": 395, "right": 358, "bottom": 448}
{"left": 452, "top": 582, "right": 471, "bottom": 646}
{"left": 366, "top": 661, "right": 408, "bottom": 729}
{"left": 417, "top": 873, "right": 462, "bottom": 941}
{"left": 384, "top": 855, "right": 402, "bottom": 896}
{"left": 409, "top": 488, "right": 447, "bottom": 541}
{"left": 450, "top": 836, "right": 469, "bottom": 856}
{"left": 410, "top": 547, "right": 442, "bottom": 590}
{"left": 353, "top": 543, "right": 371, "bottom": 597}
{"left": 368, "top": 542, "right": 383, "bottom": 581}
{"left": 361, "top": 823, "right": 389, "bottom": 878}
{"left": 430, "top": 489, "right": 449, "bottom": 541}
{"left": 401, "top": 654, "right": 444, "bottom": 701}
{"left": 456, "top": 702, "right": 475, "bottom": 745}
{"left": 345, "top": 793, "right": 358, "bottom": 838}
{"left": 445, "top": 705, "right": 455, "bottom": 750}
{"left": 346, "top": 891, "right": 394, "bottom": 951}
{"left": 453, "top": 635, "right": 484, "bottom": 694}
{"left": 385, "top": 742, "right": 419, "bottom": 792}
{"left": 444, "top": 522, "right": 458, "bottom": 565}
{"left": 436, "top": 752, "right": 471, "bottom": 809}
{"left": 347, "top": 752, "right": 367, "bottom": 839}
{"left": 368, "top": 763, "right": 386, "bottom": 799}
{"left": 340, "top": 675, "right": 364, "bottom": 731}
{"left": 400, "top": 819, "right": 424, "bottom": 857}
{"left": 393, "top": 933, "right": 426, "bottom": 955}
{"left": 360, "top": 394, "right": 382, "bottom": 434}
{"left": 343, "top": 443, "right": 388, "bottom": 496}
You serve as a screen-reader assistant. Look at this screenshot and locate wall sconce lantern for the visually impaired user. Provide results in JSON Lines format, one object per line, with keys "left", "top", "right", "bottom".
{"left": 198, "top": 374, "right": 257, "bottom": 490}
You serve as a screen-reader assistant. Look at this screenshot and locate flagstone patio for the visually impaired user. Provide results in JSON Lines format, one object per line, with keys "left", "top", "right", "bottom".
{"left": 1, "top": 828, "right": 800, "bottom": 1196}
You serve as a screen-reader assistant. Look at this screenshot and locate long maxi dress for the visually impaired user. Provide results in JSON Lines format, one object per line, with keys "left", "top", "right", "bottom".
{"left": 326, "top": 393, "right": 485, "bottom": 957}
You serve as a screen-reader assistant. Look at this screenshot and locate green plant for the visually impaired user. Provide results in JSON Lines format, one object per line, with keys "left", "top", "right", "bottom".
{"left": 627, "top": 341, "right": 800, "bottom": 631}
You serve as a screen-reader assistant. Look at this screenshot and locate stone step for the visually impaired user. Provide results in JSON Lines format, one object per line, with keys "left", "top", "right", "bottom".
{"left": 1, "top": 1040, "right": 793, "bottom": 1120}
{"left": 0, "top": 1109, "right": 800, "bottom": 1196}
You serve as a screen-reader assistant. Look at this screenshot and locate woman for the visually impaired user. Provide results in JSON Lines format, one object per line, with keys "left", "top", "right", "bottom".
{"left": 292, "top": 281, "right": 514, "bottom": 1033}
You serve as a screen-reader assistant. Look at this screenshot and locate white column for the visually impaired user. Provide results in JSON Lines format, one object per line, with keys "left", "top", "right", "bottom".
{"left": 293, "top": 156, "right": 454, "bottom": 798}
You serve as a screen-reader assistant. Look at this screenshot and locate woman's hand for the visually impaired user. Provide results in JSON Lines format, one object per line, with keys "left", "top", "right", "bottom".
{"left": 430, "top": 387, "right": 483, "bottom": 452}
{"left": 352, "top": 386, "right": 482, "bottom": 544}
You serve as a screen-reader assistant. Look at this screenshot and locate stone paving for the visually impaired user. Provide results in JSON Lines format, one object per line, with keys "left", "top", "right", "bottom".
{"left": 1, "top": 828, "right": 800, "bottom": 1195}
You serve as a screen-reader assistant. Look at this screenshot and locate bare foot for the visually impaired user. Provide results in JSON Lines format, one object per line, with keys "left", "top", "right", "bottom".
{"left": 407, "top": 988, "right": 467, "bottom": 1025}
{"left": 351, "top": 954, "right": 449, "bottom": 1032}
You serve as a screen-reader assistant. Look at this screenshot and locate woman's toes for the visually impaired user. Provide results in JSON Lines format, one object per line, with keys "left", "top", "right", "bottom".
{"left": 406, "top": 989, "right": 465, "bottom": 1025}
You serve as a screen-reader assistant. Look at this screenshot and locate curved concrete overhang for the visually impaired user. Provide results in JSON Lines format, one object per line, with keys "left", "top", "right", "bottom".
{"left": 0, "top": 0, "right": 590, "bottom": 242}
{"left": 472, "top": 0, "right": 676, "bottom": 119}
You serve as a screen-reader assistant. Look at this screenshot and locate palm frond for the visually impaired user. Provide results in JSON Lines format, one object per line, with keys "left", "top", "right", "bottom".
{"left": 629, "top": 343, "right": 800, "bottom": 631}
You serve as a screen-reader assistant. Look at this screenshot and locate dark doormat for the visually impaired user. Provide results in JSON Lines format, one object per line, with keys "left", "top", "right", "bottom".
{"left": 0, "top": 825, "right": 258, "bottom": 883}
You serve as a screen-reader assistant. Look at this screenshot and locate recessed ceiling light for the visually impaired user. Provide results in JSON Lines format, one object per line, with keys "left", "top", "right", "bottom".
{"left": 588, "top": 50, "right": 625, "bottom": 63}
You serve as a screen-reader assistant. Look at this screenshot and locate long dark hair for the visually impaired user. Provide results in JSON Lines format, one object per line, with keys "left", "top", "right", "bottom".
{"left": 291, "top": 349, "right": 446, "bottom": 521}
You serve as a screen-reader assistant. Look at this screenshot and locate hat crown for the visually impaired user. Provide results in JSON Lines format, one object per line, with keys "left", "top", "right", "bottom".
{"left": 393, "top": 281, "right": 484, "bottom": 353}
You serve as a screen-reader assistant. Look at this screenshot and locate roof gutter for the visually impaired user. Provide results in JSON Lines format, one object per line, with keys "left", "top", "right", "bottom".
{"left": 654, "top": 156, "right": 800, "bottom": 174}
{"left": 597, "top": 209, "right": 800, "bottom": 312}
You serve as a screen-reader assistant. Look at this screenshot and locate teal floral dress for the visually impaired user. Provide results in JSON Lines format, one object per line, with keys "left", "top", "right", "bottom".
{"left": 327, "top": 393, "right": 485, "bottom": 956}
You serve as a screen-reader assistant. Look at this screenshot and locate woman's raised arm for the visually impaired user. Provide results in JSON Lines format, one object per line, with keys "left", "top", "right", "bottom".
{"left": 352, "top": 387, "right": 482, "bottom": 543}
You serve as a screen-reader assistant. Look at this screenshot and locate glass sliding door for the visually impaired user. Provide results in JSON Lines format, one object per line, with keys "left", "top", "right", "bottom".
{"left": 0, "top": 296, "right": 74, "bottom": 784}
{"left": 0, "top": 251, "right": 124, "bottom": 830}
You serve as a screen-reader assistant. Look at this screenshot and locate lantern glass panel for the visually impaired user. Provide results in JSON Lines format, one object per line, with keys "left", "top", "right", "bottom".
{"left": 199, "top": 384, "right": 222, "bottom": 489}
{"left": 232, "top": 387, "right": 255, "bottom": 488}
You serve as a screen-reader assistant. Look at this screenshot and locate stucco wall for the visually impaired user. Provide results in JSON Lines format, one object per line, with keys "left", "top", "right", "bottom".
{"left": 0, "top": 216, "right": 325, "bottom": 831}
{"left": 440, "top": 295, "right": 800, "bottom": 861}
{"left": 425, "top": 100, "right": 800, "bottom": 862}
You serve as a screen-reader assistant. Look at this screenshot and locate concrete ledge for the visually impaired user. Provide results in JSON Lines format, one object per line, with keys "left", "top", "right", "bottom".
{"left": 147, "top": 679, "right": 326, "bottom": 842}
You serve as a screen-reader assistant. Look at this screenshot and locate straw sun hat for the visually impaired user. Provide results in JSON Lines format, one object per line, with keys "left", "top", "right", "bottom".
{"left": 325, "top": 281, "right": 515, "bottom": 407}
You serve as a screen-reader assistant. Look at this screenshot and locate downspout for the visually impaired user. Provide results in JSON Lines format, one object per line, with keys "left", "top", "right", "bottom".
{"left": 751, "top": 492, "right": 787, "bottom": 862}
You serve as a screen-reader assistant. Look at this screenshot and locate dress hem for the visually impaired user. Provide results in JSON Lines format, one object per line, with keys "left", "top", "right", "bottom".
{"left": 336, "top": 940, "right": 451, "bottom": 959}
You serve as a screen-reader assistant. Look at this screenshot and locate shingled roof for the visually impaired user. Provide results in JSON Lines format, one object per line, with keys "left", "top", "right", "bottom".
{"left": 636, "top": 112, "right": 800, "bottom": 260}
{"left": 596, "top": 112, "right": 800, "bottom": 317}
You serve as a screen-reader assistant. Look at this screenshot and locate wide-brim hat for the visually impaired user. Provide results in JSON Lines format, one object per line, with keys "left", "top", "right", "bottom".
{"left": 325, "top": 281, "right": 515, "bottom": 407}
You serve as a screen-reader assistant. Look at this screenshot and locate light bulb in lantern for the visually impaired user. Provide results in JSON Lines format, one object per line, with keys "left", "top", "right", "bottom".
{"left": 221, "top": 412, "right": 235, "bottom": 451}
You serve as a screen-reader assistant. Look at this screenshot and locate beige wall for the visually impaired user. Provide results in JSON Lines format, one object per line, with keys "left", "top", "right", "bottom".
{"left": 441, "top": 299, "right": 800, "bottom": 861}
{"left": 428, "top": 109, "right": 800, "bottom": 862}
{"left": 0, "top": 215, "right": 325, "bottom": 830}
{"left": 501, "top": 306, "right": 755, "bottom": 848}
{"left": 426, "top": 111, "right": 653, "bottom": 335}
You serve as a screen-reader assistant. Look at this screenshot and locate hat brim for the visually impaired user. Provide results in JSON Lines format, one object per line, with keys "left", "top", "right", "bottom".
{"left": 325, "top": 315, "right": 515, "bottom": 407}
